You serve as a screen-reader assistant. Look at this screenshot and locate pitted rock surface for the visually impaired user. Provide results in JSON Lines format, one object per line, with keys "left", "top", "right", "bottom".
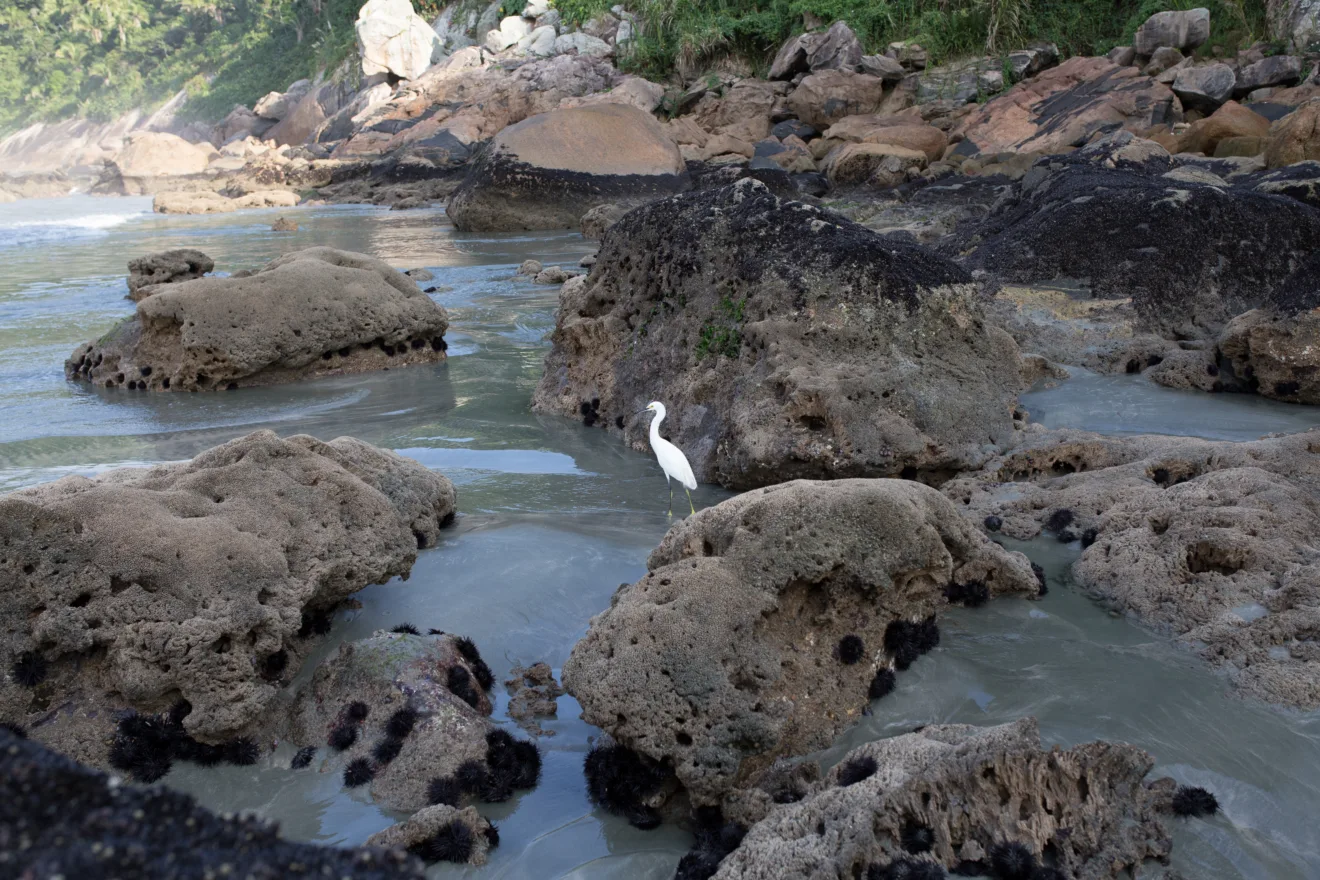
{"left": 716, "top": 718, "right": 1170, "bottom": 880}
{"left": 288, "top": 631, "right": 494, "bottom": 811}
{"left": 943, "top": 428, "right": 1320, "bottom": 707}
{"left": 533, "top": 179, "right": 1025, "bottom": 489}
{"left": 67, "top": 246, "right": 449, "bottom": 392}
{"left": 366, "top": 805, "right": 497, "bottom": 866}
{"left": 563, "top": 479, "right": 1039, "bottom": 806}
{"left": 0, "top": 430, "right": 455, "bottom": 761}
{"left": 0, "top": 729, "right": 426, "bottom": 879}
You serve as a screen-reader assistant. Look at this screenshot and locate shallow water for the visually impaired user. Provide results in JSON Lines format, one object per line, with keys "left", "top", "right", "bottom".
{"left": 2, "top": 196, "right": 1318, "bottom": 879}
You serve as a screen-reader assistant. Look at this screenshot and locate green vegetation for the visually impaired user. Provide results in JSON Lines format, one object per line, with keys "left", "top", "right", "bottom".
{"left": 695, "top": 294, "right": 745, "bottom": 360}
{"left": 555, "top": 0, "right": 1268, "bottom": 80}
{"left": 0, "top": 0, "right": 446, "bottom": 135}
{"left": 0, "top": 0, "right": 1270, "bottom": 135}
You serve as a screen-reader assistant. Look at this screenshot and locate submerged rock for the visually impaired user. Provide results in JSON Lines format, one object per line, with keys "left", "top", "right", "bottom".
{"left": 718, "top": 718, "right": 1170, "bottom": 879}
{"left": 943, "top": 428, "right": 1320, "bottom": 707}
{"left": 288, "top": 630, "right": 501, "bottom": 811}
{"left": 533, "top": 179, "right": 1025, "bottom": 489}
{"left": 0, "top": 430, "right": 456, "bottom": 762}
{"left": 563, "top": 479, "right": 1038, "bottom": 808}
{"left": 505, "top": 662, "right": 564, "bottom": 736}
{"left": 66, "top": 247, "right": 449, "bottom": 392}
{"left": 446, "top": 103, "right": 689, "bottom": 231}
{"left": 0, "top": 729, "right": 426, "bottom": 878}
{"left": 126, "top": 248, "right": 214, "bottom": 301}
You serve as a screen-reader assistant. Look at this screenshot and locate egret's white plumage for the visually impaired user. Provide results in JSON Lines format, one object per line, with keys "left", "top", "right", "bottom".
{"left": 642, "top": 401, "right": 697, "bottom": 515}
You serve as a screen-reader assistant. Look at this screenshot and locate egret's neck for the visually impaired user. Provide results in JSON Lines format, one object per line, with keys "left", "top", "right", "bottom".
{"left": 649, "top": 410, "right": 664, "bottom": 445}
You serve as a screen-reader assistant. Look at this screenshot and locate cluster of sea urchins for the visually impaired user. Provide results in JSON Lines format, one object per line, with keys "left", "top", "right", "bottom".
{"left": 408, "top": 816, "right": 500, "bottom": 865}
{"left": 444, "top": 636, "right": 495, "bottom": 709}
{"left": 339, "top": 703, "right": 425, "bottom": 789}
{"left": 583, "top": 739, "right": 674, "bottom": 829}
{"left": 426, "top": 728, "right": 542, "bottom": 807}
{"left": 107, "top": 700, "right": 259, "bottom": 783}
{"left": 675, "top": 806, "right": 747, "bottom": 880}
{"left": 884, "top": 617, "right": 940, "bottom": 671}
{"left": 868, "top": 839, "right": 1067, "bottom": 880}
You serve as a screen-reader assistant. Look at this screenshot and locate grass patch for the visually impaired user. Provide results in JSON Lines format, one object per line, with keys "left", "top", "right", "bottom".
{"left": 695, "top": 294, "right": 746, "bottom": 360}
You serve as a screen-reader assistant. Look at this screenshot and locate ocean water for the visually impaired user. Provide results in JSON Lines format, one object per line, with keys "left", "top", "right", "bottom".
{"left": 1, "top": 195, "right": 1317, "bottom": 879}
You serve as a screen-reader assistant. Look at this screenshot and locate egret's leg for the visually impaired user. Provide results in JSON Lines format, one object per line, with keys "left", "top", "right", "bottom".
{"left": 668, "top": 480, "right": 674, "bottom": 517}
{"left": 685, "top": 487, "right": 695, "bottom": 515}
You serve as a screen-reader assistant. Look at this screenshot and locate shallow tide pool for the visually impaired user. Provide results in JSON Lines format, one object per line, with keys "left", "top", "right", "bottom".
{"left": 2, "top": 196, "right": 1317, "bottom": 879}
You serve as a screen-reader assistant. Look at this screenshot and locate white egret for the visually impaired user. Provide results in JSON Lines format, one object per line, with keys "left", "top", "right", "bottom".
{"left": 639, "top": 401, "right": 697, "bottom": 516}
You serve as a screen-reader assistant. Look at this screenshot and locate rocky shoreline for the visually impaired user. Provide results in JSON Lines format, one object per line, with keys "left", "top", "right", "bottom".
{"left": 6, "top": 1, "right": 1320, "bottom": 877}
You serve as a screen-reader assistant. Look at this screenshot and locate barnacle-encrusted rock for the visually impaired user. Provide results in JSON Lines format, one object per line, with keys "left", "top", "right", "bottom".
{"left": 67, "top": 247, "right": 448, "bottom": 392}
{"left": 0, "top": 430, "right": 455, "bottom": 762}
{"left": 564, "top": 479, "right": 1038, "bottom": 807}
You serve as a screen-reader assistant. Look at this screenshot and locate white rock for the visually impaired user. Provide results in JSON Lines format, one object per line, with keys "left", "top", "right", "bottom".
{"left": 523, "top": 0, "right": 550, "bottom": 17}
{"left": 517, "top": 25, "right": 557, "bottom": 57}
{"left": 356, "top": 0, "right": 445, "bottom": 81}
{"left": 553, "top": 32, "right": 613, "bottom": 57}
{"left": 486, "top": 14, "right": 532, "bottom": 51}
{"left": 616, "top": 18, "right": 633, "bottom": 45}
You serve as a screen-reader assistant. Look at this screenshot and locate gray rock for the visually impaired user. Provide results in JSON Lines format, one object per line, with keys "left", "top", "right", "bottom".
{"left": 532, "top": 179, "right": 1027, "bottom": 487}
{"left": 126, "top": 248, "right": 214, "bottom": 301}
{"left": 1134, "top": 7, "right": 1211, "bottom": 56}
{"left": 1007, "top": 43, "right": 1059, "bottom": 80}
{"left": 580, "top": 202, "right": 629, "bottom": 239}
{"left": 943, "top": 428, "right": 1320, "bottom": 708}
{"left": 288, "top": 631, "right": 497, "bottom": 811}
{"left": 1107, "top": 45, "right": 1137, "bottom": 67}
{"left": 719, "top": 718, "right": 1171, "bottom": 879}
{"left": 67, "top": 247, "right": 449, "bottom": 392}
{"left": 806, "top": 20, "right": 863, "bottom": 72}
{"left": 1269, "top": 0, "right": 1320, "bottom": 52}
{"left": 1172, "top": 62, "right": 1239, "bottom": 111}
{"left": 564, "top": 479, "right": 1039, "bottom": 807}
{"left": 1142, "top": 46, "right": 1186, "bottom": 76}
{"left": 1234, "top": 54, "right": 1303, "bottom": 95}
{"left": 1219, "top": 305, "right": 1320, "bottom": 402}
{"left": 0, "top": 431, "right": 456, "bottom": 762}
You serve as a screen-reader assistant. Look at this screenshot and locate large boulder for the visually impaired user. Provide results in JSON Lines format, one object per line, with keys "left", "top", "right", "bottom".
{"left": 1268, "top": 0, "right": 1320, "bottom": 51}
{"left": 768, "top": 21, "right": 865, "bottom": 79}
{"left": 267, "top": 80, "right": 356, "bottom": 146}
{"left": 532, "top": 180, "right": 1027, "bottom": 488}
{"left": 954, "top": 57, "right": 1180, "bottom": 156}
{"left": 717, "top": 719, "right": 1171, "bottom": 879}
{"left": 103, "top": 132, "right": 217, "bottom": 194}
{"left": 1171, "top": 62, "right": 1237, "bottom": 112}
{"left": 563, "top": 479, "right": 1039, "bottom": 808}
{"left": 66, "top": 247, "right": 449, "bottom": 392}
{"left": 151, "top": 189, "right": 300, "bottom": 214}
{"left": 1217, "top": 258, "right": 1320, "bottom": 402}
{"left": 823, "top": 115, "right": 947, "bottom": 162}
{"left": 786, "top": 70, "right": 891, "bottom": 127}
{"left": 253, "top": 80, "right": 313, "bottom": 121}
{"left": 1234, "top": 54, "right": 1303, "bottom": 95}
{"left": 126, "top": 248, "right": 214, "bottom": 301}
{"left": 1134, "top": 7, "right": 1211, "bottom": 55}
{"left": 959, "top": 137, "right": 1320, "bottom": 339}
{"left": 1176, "top": 100, "right": 1271, "bottom": 155}
{"left": 445, "top": 103, "right": 688, "bottom": 231}
{"left": 0, "top": 431, "right": 456, "bottom": 763}
{"left": 1265, "top": 97, "right": 1320, "bottom": 167}
{"left": 0, "top": 730, "right": 426, "bottom": 878}
{"left": 943, "top": 428, "right": 1320, "bottom": 708}
{"left": 357, "top": 0, "right": 444, "bottom": 80}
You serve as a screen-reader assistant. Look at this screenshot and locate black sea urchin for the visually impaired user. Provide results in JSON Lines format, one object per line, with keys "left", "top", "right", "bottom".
{"left": 454, "top": 758, "right": 487, "bottom": 793}
{"left": 944, "top": 581, "right": 989, "bottom": 607}
{"left": 583, "top": 741, "right": 671, "bottom": 827}
{"left": 837, "top": 754, "right": 878, "bottom": 786}
{"left": 224, "top": 737, "right": 260, "bottom": 766}
{"left": 372, "top": 736, "right": 404, "bottom": 764}
{"left": 482, "top": 822, "right": 500, "bottom": 847}
{"left": 1044, "top": 509, "right": 1074, "bottom": 533}
{"left": 447, "top": 665, "right": 480, "bottom": 708}
{"left": 343, "top": 757, "right": 375, "bottom": 787}
{"left": 427, "top": 776, "right": 463, "bottom": 806}
{"left": 901, "top": 821, "right": 935, "bottom": 854}
{"left": 291, "top": 746, "right": 317, "bottom": 769}
{"left": 1171, "top": 785, "right": 1219, "bottom": 817}
{"left": 988, "top": 841, "right": 1038, "bottom": 880}
{"left": 869, "top": 668, "right": 896, "bottom": 700}
{"left": 391, "top": 623, "right": 421, "bottom": 635}
{"left": 346, "top": 701, "right": 369, "bottom": 722}
{"left": 328, "top": 724, "right": 357, "bottom": 751}
{"left": 385, "top": 707, "right": 419, "bottom": 739}
{"left": 837, "top": 635, "right": 866, "bottom": 665}
{"left": 11, "top": 651, "right": 47, "bottom": 688}
{"left": 411, "top": 820, "right": 474, "bottom": 863}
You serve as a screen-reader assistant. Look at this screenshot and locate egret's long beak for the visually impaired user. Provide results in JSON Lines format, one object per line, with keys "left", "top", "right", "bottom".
{"left": 634, "top": 408, "right": 650, "bottom": 417}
